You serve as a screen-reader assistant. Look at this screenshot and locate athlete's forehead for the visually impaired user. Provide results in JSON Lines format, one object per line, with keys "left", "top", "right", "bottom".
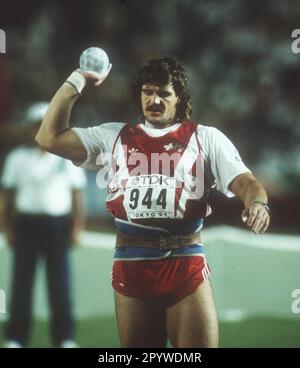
{"left": 141, "top": 83, "right": 175, "bottom": 93}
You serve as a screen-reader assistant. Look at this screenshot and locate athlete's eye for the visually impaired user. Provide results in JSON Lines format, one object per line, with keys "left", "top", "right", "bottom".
{"left": 142, "top": 89, "right": 154, "bottom": 96}
{"left": 158, "top": 91, "right": 171, "bottom": 98}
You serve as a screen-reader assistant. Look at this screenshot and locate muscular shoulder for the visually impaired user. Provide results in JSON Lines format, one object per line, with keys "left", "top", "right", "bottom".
{"left": 197, "top": 124, "right": 226, "bottom": 142}
{"left": 95, "top": 122, "right": 126, "bottom": 135}
{"left": 197, "top": 124, "right": 229, "bottom": 157}
{"left": 89, "top": 122, "right": 126, "bottom": 151}
{"left": 72, "top": 122, "right": 125, "bottom": 151}
{"left": 71, "top": 122, "right": 127, "bottom": 169}
{"left": 87, "top": 122, "right": 126, "bottom": 135}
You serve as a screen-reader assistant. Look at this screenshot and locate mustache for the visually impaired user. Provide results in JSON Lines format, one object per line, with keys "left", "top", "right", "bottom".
{"left": 146, "top": 104, "right": 165, "bottom": 113}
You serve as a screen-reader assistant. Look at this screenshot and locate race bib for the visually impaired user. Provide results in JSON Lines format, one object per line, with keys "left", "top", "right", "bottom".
{"left": 123, "top": 175, "right": 176, "bottom": 219}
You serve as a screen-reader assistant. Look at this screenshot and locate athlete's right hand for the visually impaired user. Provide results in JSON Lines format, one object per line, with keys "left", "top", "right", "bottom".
{"left": 78, "top": 63, "right": 112, "bottom": 87}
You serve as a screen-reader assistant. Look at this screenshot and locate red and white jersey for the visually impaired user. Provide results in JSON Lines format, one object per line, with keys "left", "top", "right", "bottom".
{"left": 73, "top": 121, "right": 250, "bottom": 224}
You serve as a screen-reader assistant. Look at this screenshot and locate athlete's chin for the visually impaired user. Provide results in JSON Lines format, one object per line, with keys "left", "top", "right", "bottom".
{"left": 145, "top": 115, "right": 168, "bottom": 127}
{"left": 147, "top": 118, "right": 164, "bottom": 125}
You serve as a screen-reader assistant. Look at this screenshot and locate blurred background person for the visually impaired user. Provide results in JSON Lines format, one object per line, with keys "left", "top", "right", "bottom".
{"left": 0, "top": 102, "right": 87, "bottom": 348}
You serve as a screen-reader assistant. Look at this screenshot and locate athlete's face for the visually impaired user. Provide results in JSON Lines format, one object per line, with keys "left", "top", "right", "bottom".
{"left": 141, "top": 84, "right": 179, "bottom": 128}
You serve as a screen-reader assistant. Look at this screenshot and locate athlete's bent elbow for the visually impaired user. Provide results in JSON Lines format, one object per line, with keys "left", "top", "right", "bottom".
{"left": 35, "top": 133, "right": 56, "bottom": 153}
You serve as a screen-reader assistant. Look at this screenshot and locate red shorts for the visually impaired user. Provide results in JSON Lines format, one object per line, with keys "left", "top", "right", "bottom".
{"left": 111, "top": 256, "right": 210, "bottom": 308}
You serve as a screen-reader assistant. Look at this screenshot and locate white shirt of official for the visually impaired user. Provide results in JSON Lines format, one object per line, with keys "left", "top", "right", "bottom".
{"left": 1, "top": 146, "right": 87, "bottom": 216}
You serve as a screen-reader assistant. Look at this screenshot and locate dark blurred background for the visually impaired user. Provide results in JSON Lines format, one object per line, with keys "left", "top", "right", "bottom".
{"left": 1, "top": 0, "right": 299, "bottom": 233}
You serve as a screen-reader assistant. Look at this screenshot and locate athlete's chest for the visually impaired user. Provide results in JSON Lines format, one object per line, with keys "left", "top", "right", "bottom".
{"left": 115, "top": 123, "right": 199, "bottom": 170}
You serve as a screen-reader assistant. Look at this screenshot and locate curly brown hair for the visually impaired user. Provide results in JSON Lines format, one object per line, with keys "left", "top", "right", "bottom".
{"left": 131, "top": 56, "right": 192, "bottom": 121}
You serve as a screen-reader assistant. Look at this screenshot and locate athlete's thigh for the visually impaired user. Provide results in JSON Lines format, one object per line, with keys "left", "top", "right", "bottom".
{"left": 114, "top": 291, "right": 167, "bottom": 348}
{"left": 166, "top": 279, "right": 219, "bottom": 348}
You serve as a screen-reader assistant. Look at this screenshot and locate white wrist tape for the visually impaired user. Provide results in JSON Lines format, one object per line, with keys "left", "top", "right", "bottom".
{"left": 65, "top": 70, "right": 86, "bottom": 94}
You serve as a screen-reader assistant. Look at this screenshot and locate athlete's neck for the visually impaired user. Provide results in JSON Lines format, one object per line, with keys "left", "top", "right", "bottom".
{"left": 144, "top": 120, "right": 178, "bottom": 129}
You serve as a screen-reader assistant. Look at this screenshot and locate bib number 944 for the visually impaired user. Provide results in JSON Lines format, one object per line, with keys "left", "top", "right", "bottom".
{"left": 124, "top": 175, "right": 176, "bottom": 219}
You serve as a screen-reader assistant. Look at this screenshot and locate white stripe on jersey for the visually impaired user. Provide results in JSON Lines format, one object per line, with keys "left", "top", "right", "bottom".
{"left": 175, "top": 131, "right": 204, "bottom": 218}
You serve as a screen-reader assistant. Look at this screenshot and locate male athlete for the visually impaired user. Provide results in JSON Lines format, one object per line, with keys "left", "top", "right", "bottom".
{"left": 35, "top": 56, "right": 270, "bottom": 348}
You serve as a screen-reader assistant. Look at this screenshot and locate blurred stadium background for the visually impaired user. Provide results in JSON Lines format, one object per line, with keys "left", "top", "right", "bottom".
{"left": 0, "top": 0, "right": 300, "bottom": 347}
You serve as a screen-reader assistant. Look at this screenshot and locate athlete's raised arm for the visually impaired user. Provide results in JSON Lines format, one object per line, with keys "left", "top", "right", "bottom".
{"left": 35, "top": 67, "right": 111, "bottom": 163}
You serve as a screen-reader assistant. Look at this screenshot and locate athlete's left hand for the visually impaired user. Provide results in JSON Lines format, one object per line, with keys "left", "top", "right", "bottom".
{"left": 241, "top": 202, "right": 270, "bottom": 234}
